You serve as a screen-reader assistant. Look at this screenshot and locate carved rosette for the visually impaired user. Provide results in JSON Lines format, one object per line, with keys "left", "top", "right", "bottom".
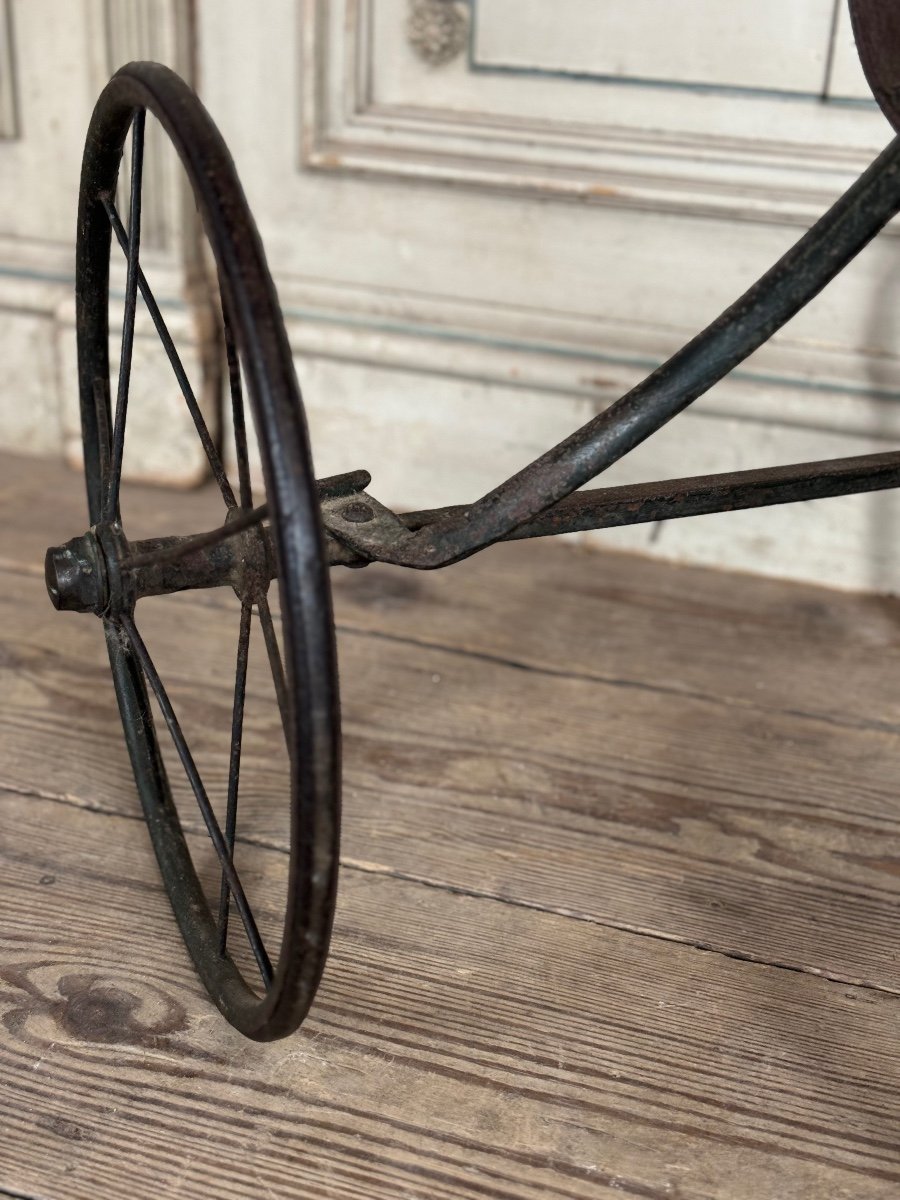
{"left": 407, "top": 0, "right": 470, "bottom": 68}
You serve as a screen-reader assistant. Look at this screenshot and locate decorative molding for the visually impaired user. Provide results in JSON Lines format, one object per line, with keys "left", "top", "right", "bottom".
{"left": 5, "top": 227, "right": 886, "bottom": 453}
{"left": 271, "top": 271, "right": 900, "bottom": 595}
{"left": 263, "top": 267, "right": 900, "bottom": 444}
{"left": 302, "top": 0, "right": 889, "bottom": 226}
{"left": 472, "top": 0, "right": 841, "bottom": 99}
{"left": 0, "top": 0, "right": 18, "bottom": 140}
{"left": 407, "top": 0, "right": 469, "bottom": 67}
{"left": 103, "top": 0, "right": 195, "bottom": 252}
{"left": 4, "top": 244, "right": 900, "bottom": 588}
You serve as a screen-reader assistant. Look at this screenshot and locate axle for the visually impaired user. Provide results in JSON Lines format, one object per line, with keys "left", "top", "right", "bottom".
{"left": 45, "top": 515, "right": 276, "bottom": 616}
{"left": 45, "top": 449, "right": 900, "bottom": 614}
{"left": 44, "top": 468, "right": 371, "bottom": 616}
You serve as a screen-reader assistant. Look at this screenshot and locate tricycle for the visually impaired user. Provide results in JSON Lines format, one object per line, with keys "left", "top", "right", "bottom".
{"left": 43, "top": 0, "right": 900, "bottom": 1039}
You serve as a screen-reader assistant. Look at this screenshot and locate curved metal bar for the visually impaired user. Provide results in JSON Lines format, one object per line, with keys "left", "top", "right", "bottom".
{"left": 399, "top": 450, "right": 900, "bottom": 543}
{"left": 372, "top": 134, "right": 900, "bottom": 569}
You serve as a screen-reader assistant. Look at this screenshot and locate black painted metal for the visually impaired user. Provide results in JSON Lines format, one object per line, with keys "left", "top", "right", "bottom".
{"left": 219, "top": 601, "right": 252, "bottom": 955}
{"left": 121, "top": 611, "right": 274, "bottom": 987}
{"left": 65, "top": 61, "right": 340, "bottom": 1040}
{"left": 398, "top": 450, "right": 900, "bottom": 545}
{"left": 319, "top": 133, "right": 900, "bottom": 570}
{"left": 105, "top": 197, "right": 236, "bottom": 506}
{"left": 46, "top": 8, "right": 900, "bottom": 1039}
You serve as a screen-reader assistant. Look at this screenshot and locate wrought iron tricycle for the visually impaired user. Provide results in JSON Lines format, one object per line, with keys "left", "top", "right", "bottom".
{"left": 43, "top": 1, "right": 900, "bottom": 1039}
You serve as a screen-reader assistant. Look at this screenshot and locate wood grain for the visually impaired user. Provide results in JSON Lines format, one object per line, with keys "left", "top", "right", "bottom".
{"left": 4, "top": 552, "right": 900, "bottom": 991}
{"left": 5, "top": 788, "right": 900, "bottom": 1200}
{"left": 9, "top": 447, "right": 900, "bottom": 733}
{"left": 4, "top": 449, "right": 900, "bottom": 1198}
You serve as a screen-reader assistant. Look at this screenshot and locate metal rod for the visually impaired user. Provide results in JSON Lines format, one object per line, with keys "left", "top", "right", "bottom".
{"left": 111, "top": 448, "right": 900, "bottom": 585}
{"left": 123, "top": 471, "right": 369, "bottom": 575}
{"left": 120, "top": 613, "right": 273, "bottom": 987}
{"left": 317, "top": 468, "right": 371, "bottom": 500}
{"left": 105, "top": 198, "right": 237, "bottom": 509}
{"left": 383, "top": 134, "right": 900, "bottom": 568}
{"left": 257, "top": 594, "right": 290, "bottom": 743}
{"left": 104, "top": 110, "right": 144, "bottom": 522}
{"left": 123, "top": 503, "right": 269, "bottom": 571}
{"left": 217, "top": 601, "right": 252, "bottom": 954}
{"left": 397, "top": 449, "right": 900, "bottom": 545}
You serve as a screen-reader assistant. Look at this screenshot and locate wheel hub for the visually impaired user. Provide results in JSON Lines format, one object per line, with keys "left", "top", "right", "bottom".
{"left": 45, "top": 516, "right": 275, "bottom": 617}
{"left": 45, "top": 529, "right": 109, "bottom": 615}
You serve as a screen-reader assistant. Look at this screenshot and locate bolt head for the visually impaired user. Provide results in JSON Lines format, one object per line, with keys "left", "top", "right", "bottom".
{"left": 342, "top": 501, "right": 375, "bottom": 524}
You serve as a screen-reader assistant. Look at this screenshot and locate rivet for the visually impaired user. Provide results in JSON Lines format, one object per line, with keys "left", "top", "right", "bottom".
{"left": 342, "top": 501, "right": 375, "bottom": 524}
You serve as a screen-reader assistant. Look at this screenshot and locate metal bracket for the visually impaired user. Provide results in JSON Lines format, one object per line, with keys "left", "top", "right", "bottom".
{"left": 320, "top": 489, "right": 418, "bottom": 566}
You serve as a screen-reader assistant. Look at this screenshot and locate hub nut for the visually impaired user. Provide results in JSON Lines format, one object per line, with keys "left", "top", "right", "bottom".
{"left": 45, "top": 532, "right": 107, "bottom": 614}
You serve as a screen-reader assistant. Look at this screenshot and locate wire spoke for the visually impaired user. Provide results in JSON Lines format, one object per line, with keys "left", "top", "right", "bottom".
{"left": 119, "top": 613, "right": 273, "bottom": 987}
{"left": 217, "top": 601, "right": 252, "bottom": 953}
{"left": 104, "top": 109, "right": 145, "bottom": 522}
{"left": 221, "top": 284, "right": 253, "bottom": 510}
{"left": 103, "top": 198, "right": 237, "bottom": 509}
{"left": 257, "top": 593, "right": 290, "bottom": 743}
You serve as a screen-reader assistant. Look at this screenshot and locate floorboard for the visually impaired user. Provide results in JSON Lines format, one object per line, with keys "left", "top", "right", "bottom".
{"left": 2, "top": 450, "right": 900, "bottom": 1199}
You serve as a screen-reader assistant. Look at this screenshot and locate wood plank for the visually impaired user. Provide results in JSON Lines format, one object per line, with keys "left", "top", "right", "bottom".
{"left": 4, "top": 788, "right": 900, "bottom": 1200}
{"left": 6, "top": 450, "right": 900, "bottom": 1198}
{"left": 329, "top": 548, "right": 900, "bottom": 739}
{"left": 4, "top": 550, "right": 900, "bottom": 994}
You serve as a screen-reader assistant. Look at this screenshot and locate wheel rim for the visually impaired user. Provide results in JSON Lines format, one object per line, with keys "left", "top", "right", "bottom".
{"left": 72, "top": 61, "right": 341, "bottom": 1040}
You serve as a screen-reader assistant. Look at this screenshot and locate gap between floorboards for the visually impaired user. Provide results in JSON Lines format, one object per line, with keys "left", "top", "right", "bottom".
{"left": 5, "top": 779, "right": 899, "bottom": 1003}
{"left": 1, "top": 557, "right": 898, "bottom": 743}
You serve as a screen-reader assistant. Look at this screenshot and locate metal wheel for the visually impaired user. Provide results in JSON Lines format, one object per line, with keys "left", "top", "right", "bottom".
{"left": 46, "top": 62, "right": 341, "bottom": 1040}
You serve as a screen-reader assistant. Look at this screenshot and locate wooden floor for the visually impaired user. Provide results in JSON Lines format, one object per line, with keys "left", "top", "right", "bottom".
{"left": 3, "top": 450, "right": 900, "bottom": 1198}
